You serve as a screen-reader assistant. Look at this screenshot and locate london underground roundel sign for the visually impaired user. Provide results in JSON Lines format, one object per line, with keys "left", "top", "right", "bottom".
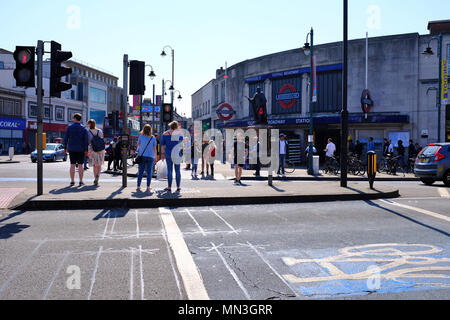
{"left": 276, "top": 84, "right": 300, "bottom": 109}
{"left": 216, "top": 103, "right": 235, "bottom": 121}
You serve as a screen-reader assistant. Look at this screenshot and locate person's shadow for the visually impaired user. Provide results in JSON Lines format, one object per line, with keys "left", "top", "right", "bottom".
{"left": 0, "top": 222, "right": 30, "bottom": 239}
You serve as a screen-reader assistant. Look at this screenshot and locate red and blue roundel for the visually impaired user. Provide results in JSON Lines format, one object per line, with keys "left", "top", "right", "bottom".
{"left": 276, "top": 84, "right": 300, "bottom": 109}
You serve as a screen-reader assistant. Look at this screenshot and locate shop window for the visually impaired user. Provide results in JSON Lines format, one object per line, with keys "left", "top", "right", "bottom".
{"left": 55, "top": 106, "right": 65, "bottom": 121}
{"left": 314, "top": 70, "right": 342, "bottom": 113}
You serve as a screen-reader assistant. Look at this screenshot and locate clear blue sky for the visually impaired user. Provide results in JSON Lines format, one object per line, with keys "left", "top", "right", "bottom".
{"left": 2, "top": 0, "right": 450, "bottom": 117}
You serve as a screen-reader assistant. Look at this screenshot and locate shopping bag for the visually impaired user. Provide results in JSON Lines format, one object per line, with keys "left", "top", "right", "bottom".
{"left": 156, "top": 160, "right": 167, "bottom": 180}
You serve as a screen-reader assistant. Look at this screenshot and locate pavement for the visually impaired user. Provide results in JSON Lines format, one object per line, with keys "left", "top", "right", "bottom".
{"left": 0, "top": 155, "right": 400, "bottom": 212}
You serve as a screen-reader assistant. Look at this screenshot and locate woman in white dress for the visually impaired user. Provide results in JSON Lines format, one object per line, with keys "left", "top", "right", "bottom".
{"left": 87, "top": 119, "right": 105, "bottom": 186}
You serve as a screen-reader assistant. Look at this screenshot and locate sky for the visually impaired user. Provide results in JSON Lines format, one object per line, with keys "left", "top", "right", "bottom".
{"left": 2, "top": 0, "right": 450, "bottom": 117}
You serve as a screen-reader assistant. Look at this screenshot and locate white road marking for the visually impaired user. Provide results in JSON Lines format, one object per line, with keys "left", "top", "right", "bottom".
{"left": 102, "top": 212, "right": 111, "bottom": 240}
{"left": 139, "top": 245, "right": 145, "bottom": 300}
{"left": 130, "top": 248, "right": 134, "bottom": 300}
{"left": 210, "top": 242, "right": 251, "bottom": 300}
{"left": 135, "top": 210, "right": 140, "bottom": 239}
{"left": 110, "top": 211, "right": 117, "bottom": 234}
{"left": 209, "top": 208, "right": 239, "bottom": 235}
{"left": 185, "top": 209, "right": 207, "bottom": 237}
{"left": 42, "top": 251, "right": 71, "bottom": 300}
{"left": 438, "top": 188, "right": 450, "bottom": 198}
{"left": 159, "top": 215, "right": 183, "bottom": 299}
{"left": 380, "top": 199, "right": 450, "bottom": 223}
{"left": 0, "top": 239, "right": 46, "bottom": 293}
{"left": 246, "top": 242, "right": 298, "bottom": 297}
{"left": 88, "top": 246, "right": 103, "bottom": 300}
{"left": 159, "top": 207, "right": 209, "bottom": 300}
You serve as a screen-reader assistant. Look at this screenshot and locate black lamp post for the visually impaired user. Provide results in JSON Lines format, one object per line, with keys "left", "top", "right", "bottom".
{"left": 422, "top": 34, "right": 443, "bottom": 142}
{"left": 302, "top": 28, "right": 315, "bottom": 176}
{"left": 340, "top": 0, "right": 349, "bottom": 188}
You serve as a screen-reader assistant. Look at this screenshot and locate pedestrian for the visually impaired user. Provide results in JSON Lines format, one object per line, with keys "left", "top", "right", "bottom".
{"left": 324, "top": 138, "right": 336, "bottom": 167}
{"left": 251, "top": 136, "right": 261, "bottom": 177}
{"left": 348, "top": 139, "right": 355, "bottom": 154}
{"left": 136, "top": 124, "right": 157, "bottom": 192}
{"left": 388, "top": 140, "right": 394, "bottom": 155}
{"left": 383, "top": 138, "right": 390, "bottom": 157}
{"left": 106, "top": 142, "right": 114, "bottom": 171}
{"left": 63, "top": 113, "right": 88, "bottom": 186}
{"left": 87, "top": 119, "right": 105, "bottom": 186}
{"left": 0, "top": 141, "right": 3, "bottom": 155}
{"left": 408, "top": 140, "right": 416, "bottom": 160}
{"left": 114, "top": 136, "right": 122, "bottom": 171}
{"left": 161, "top": 121, "right": 184, "bottom": 193}
{"left": 83, "top": 121, "right": 90, "bottom": 170}
{"left": 415, "top": 143, "right": 422, "bottom": 157}
{"left": 397, "top": 140, "right": 406, "bottom": 168}
{"left": 368, "top": 137, "right": 375, "bottom": 152}
{"left": 305, "top": 145, "right": 317, "bottom": 170}
{"left": 355, "top": 140, "right": 363, "bottom": 159}
{"left": 191, "top": 139, "right": 201, "bottom": 179}
{"left": 201, "top": 138, "right": 209, "bottom": 177}
{"left": 277, "top": 134, "right": 288, "bottom": 177}
{"left": 232, "top": 134, "right": 246, "bottom": 185}
{"left": 205, "top": 139, "right": 217, "bottom": 179}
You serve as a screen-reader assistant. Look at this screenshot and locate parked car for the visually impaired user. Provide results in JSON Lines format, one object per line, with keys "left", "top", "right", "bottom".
{"left": 31, "top": 143, "right": 67, "bottom": 163}
{"left": 414, "top": 143, "right": 450, "bottom": 187}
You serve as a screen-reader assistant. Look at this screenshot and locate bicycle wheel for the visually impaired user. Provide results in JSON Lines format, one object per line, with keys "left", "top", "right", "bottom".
{"left": 377, "top": 161, "right": 385, "bottom": 173}
{"left": 284, "top": 162, "right": 295, "bottom": 174}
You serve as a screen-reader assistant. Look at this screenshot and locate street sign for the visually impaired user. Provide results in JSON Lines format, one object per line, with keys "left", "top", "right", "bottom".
{"left": 141, "top": 106, "right": 160, "bottom": 113}
{"left": 216, "top": 103, "right": 235, "bottom": 121}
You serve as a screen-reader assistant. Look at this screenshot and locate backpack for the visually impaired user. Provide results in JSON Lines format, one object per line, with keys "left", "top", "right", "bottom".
{"left": 90, "top": 130, "right": 105, "bottom": 152}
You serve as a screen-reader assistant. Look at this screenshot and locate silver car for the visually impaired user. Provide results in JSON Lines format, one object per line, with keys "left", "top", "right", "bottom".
{"left": 31, "top": 143, "right": 67, "bottom": 163}
{"left": 414, "top": 143, "right": 450, "bottom": 187}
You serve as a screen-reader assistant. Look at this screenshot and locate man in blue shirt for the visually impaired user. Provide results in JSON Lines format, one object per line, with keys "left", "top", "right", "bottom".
{"left": 368, "top": 137, "right": 375, "bottom": 152}
{"left": 161, "top": 121, "right": 184, "bottom": 193}
{"left": 64, "top": 113, "right": 89, "bottom": 186}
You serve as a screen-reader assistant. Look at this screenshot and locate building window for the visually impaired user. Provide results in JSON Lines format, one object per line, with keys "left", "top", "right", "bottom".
{"left": 215, "top": 84, "right": 219, "bottom": 105}
{"left": 89, "top": 87, "right": 107, "bottom": 104}
{"left": 68, "top": 108, "right": 82, "bottom": 122}
{"left": 28, "top": 104, "right": 37, "bottom": 118}
{"left": 220, "top": 82, "right": 225, "bottom": 103}
{"left": 55, "top": 106, "right": 65, "bottom": 121}
{"left": 44, "top": 105, "right": 53, "bottom": 120}
{"left": 0, "top": 61, "right": 4, "bottom": 69}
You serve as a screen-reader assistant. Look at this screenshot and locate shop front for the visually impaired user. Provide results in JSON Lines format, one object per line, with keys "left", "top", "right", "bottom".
{"left": 26, "top": 121, "right": 69, "bottom": 151}
{"left": 0, "top": 117, "right": 27, "bottom": 155}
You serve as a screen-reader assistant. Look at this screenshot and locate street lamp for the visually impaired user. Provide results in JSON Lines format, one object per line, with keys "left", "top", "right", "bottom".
{"left": 303, "top": 28, "right": 315, "bottom": 176}
{"left": 341, "top": 0, "right": 349, "bottom": 188}
{"left": 422, "top": 34, "right": 443, "bottom": 142}
{"left": 164, "top": 80, "right": 173, "bottom": 95}
{"left": 145, "top": 64, "right": 157, "bottom": 132}
{"left": 146, "top": 64, "right": 156, "bottom": 80}
{"left": 161, "top": 45, "right": 175, "bottom": 91}
{"left": 173, "top": 90, "right": 183, "bottom": 101}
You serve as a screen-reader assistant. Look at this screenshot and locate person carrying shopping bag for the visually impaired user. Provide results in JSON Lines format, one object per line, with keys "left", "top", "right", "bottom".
{"left": 87, "top": 119, "right": 105, "bottom": 186}
{"left": 161, "top": 121, "right": 184, "bottom": 193}
{"left": 136, "top": 124, "right": 157, "bottom": 192}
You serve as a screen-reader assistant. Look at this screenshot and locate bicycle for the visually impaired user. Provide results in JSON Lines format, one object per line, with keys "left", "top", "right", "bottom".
{"left": 348, "top": 153, "right": 366, "bottom": 176}
{"left": 322, "top": 156, "right": 340, "bottom": 175}
{"left": 284, "top": 160, "right": 296, "bottom": 174}
{"left": 386, "top": 156, "right": 405, "bottom": 176}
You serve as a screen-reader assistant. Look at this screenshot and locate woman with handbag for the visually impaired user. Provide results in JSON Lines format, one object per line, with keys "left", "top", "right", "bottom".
{"left": 136, "top": 124, "right": 157, "bottom": 192}
{"left": 87, "top": 120, "right": 105, "bottom": 186}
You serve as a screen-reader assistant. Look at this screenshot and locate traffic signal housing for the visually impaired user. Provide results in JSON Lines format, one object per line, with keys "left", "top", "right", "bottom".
{"left": 129, "top": 60, "right": 145, "bottom": 95}
{"left": 50, "top": 41, "right": 73, "bottom": 98}
{"left": 162, "top": 103, "right": 173, "bottom": 123}
{"left": 13, "top": 46, "right": 35, "bottom": 87}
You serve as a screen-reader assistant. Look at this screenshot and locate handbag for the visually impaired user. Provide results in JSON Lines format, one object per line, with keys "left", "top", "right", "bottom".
{"left": 135, "top": 137, "right": 153, "bottom": 165}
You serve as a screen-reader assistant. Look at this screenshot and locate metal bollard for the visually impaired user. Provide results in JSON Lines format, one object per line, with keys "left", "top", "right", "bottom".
{"left": 367, "top": 151, "right": 377, "bottom": 190}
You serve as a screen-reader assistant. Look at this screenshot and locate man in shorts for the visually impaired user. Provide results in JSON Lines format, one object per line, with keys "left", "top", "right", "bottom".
{"left": 64, "top": 113, "right": 89, "bottom": 186}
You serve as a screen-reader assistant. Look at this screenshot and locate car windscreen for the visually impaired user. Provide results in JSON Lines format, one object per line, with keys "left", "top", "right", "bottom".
{"left": 45, "top": 145, "right": 57, "bottom": 151}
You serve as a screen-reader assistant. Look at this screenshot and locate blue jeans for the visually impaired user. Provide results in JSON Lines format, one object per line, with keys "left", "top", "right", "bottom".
{"left": 192, "top": 163, "right": 198, "bottom": 175}
{"left": 278, "top": 154, "right": 286, "bottom": 174}
{"left": 166, "top": 158, "right": 181, "bottom": 189}
{"left": 137, "top": 157, "right": 155, "bottom": 188}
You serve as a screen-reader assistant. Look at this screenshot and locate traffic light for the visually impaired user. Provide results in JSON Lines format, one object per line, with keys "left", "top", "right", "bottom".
{"left": 50, "top": 41, "right": 73, "bottom": 98}
{"left": 129, "top": 60, "right": 145, "bottom": 95}
{"left": 162, "top": 103, "right": 173, "bottom": 123}
{"left": 13, "top": 46, "right": 35, "bottom": 87}
{"left": 113, "top": 111, "right": 120, "bottom": 131}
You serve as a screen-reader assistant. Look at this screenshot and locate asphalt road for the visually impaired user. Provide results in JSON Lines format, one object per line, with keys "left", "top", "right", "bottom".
{"left": 0, "top": 193, "right": 449, "bottom": 300}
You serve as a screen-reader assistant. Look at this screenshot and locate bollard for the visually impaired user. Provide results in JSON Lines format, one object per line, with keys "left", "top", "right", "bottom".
{"left": 367, "top": 151, "right": 377, "bottom": 190}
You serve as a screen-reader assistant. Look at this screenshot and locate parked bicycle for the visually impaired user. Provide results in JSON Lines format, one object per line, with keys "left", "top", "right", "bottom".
{"left": 348, "top": 153, "right": 366, "bottom": 176}
{"left": 322, "top": 156, "right": 340, "bottom": 175}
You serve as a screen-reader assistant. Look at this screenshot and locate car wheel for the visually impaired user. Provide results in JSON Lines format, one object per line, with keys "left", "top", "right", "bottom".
{"left": 420, "top": 178, "right": 435, "bottom": 186}
{"left": 63, "top": 155, "right": 67, "bottom": 162}
{"left": 444, "top": 171, "right": 450, "bottom": 188}
{"left": 53, "top": 155, "right": 56, "bottom": 162}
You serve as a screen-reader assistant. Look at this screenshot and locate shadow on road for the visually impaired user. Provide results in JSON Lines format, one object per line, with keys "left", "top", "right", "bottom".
{"left": 365, "top": 200, "right": 450, "bottom": 237}
{"left": 93, "top": 208, "right": 129, "bottom": 221}
{"left": 49, "top": 185, "right": 99, "bottom": 195}
{"left": 0, "top": 222, "right": 30, "bottom": 239}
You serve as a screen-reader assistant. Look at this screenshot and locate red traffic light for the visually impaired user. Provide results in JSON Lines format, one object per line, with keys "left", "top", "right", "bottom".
{"left": 258, "top": 108, "right": 264, "bottom": 115}
{"left": 17, "top": 50, "right": 31, "bottom": 64}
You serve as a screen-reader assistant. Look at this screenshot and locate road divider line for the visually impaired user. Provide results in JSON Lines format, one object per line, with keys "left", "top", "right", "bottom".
{"left": 130, "top": 248, "right": 134, "bottom": 300}
{"left": 0, "top": 239, "right": 46, "bottom": 293}
{"left": 102, "top": 212, "right": 111, "bottom": 240}
{"left": 185, "top": 209, "right": 207, "bottom": 237}
{"left": 42, "top": 251, "right": 71, "bottom": 300}
{"left": 210, "top": 242, "right": 251, "bottom": 300}
{"left": 246, "top": 242, "right": 298, "bottom": 297}
{"left": 380, "top": 200, "right": 450, "bottom": 223}
{"left": 139, "top": 245, "right": 145, "bottom": 300}
{"left": 88, "top": 246, "right": 103, "bottom": 300}
{"left": 159, "top": 208, "right": 209, "bottom": 300}
{"left": 438, "top": 188, "right": 450, "bottom": 198}
{"left": 135, "top": 210, "right": 140, "bottom": 239}
{"left": 210, "top": 208, "right": 239, "bottom": 234}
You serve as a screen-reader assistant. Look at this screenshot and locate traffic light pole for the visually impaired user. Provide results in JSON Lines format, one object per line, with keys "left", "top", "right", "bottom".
{"left": 160, "top": 79, "right": 165, "bottom": 137}
{"left": 122, "top": 54, "right": 129, "bottom": 188}
{"left": 340, "top": 0, "right": 349, "bottom": 188}
{"left": 36, "top": 40, "right": 44, "bottom": 196}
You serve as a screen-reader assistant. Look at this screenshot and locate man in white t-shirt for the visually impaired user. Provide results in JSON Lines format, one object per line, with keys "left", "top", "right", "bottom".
{"left": 325, "top": 138, "right": 336, "bottom": 166}
{"left": 278, "top": 134, "right": 288, "bottom": 177}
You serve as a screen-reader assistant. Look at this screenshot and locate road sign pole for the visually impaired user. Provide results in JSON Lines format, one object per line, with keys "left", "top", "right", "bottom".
{"left": 36, "top": 40, "right": 44, "bottom": 196}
